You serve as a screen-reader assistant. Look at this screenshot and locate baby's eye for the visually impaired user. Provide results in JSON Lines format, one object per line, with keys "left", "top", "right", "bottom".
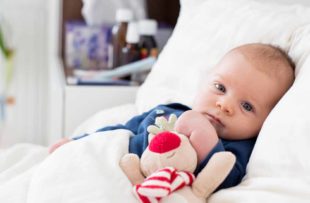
{"left": 214, "top": 83, "right": 226, "bottom": 93}
{"left": 241, "top": 101, "right": 254, "bottom": 112}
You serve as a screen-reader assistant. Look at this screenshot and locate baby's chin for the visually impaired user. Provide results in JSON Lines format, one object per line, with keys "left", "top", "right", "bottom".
{"left": 218, "top": 134, "right": 236, "bottom": 140}
{"left": 219, "top": 132, "right": 257, "bottom": 140}
{"left": 216, "top": 129, "right": 236, "bottom": 140}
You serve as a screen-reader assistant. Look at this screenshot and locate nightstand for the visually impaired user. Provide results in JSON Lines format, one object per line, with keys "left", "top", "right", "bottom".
{"left": 47, "top": 57, "right": 138, "bottom": 145}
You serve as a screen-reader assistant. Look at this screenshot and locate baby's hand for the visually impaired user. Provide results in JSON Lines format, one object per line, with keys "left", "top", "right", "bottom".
{"left": 175, "top": 110, "right": 219, "bottom": 162}
{"left": 48, "top": 138, "right": 72, "bottom": 154}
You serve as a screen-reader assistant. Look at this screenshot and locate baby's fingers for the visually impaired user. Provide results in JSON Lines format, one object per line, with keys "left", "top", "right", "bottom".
{"left": 48, "top": 138, "right": 71, "bottom": 154}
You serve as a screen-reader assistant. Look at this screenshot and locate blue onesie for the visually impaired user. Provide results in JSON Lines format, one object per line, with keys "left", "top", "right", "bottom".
{"left": 73, "top": 103, "right": 256, "bottom": 190}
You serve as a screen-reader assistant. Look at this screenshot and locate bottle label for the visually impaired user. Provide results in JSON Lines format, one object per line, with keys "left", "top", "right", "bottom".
{"left": 150, "top": 48, "right": 158, "bottom": 58}
{"left": 140, "top": 48, "right": 158, "bottom": 59}
{"left": 140, "top": 48, "right": 148, "bottom": 59}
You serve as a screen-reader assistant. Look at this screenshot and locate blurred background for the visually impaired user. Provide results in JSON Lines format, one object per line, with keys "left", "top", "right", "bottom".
{"left": 0, "top": 0, "right": 179, "bottom": 147}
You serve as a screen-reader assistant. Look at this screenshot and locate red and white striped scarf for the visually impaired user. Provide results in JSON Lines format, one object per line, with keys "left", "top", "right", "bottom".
{"left": 133, "top": 167, "right": 195, "bottom": 203}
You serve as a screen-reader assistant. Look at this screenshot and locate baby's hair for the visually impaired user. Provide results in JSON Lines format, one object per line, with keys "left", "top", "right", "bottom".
{"left": 231, "top": 43, "right": 295, "bottom": 74}
{"left": 269, "top": 45, "right": 295, "bottom": 72}
{"left": 230, "top": 43, "right": 296, "bottom": 95}
{"left": 229, "top": 43, "right": 295, "bottom": 88}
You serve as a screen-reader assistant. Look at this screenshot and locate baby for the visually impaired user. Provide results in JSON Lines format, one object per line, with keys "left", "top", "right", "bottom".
{"left": 49, "top": 43, "right": 295, "bottom": 190}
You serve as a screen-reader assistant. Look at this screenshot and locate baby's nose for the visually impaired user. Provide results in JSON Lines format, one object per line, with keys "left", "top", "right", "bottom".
{"left": 216, "top": 98, "right": 234, "bottom": 115}
{"left": 149, "top": 131, "right": 181, "bottom": 154}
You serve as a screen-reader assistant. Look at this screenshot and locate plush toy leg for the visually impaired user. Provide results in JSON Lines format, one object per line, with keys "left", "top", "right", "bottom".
{"left": 192, "top": 152, "right": 236, "bottom": 198}
{"left": 119, "top": 153, "right": 145, "bottom": 185}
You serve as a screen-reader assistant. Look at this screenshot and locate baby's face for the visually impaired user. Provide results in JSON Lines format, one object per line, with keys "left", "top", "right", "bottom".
{"left": 192, "top": 51, "right": 287, "bottom": 140}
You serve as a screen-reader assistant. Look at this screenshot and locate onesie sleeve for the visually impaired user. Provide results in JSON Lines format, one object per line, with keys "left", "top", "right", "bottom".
{"left": 194, "top": 140, "right": 225, "bottom": 174}
{"left": 194, "top": 138, "right": 256, "bottom": 191}
{"left": 216, "top": 138, "right": 256, "bottom": 190}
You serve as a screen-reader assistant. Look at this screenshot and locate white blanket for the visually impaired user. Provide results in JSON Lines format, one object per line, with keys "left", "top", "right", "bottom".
{"left": 0, "top": 129, "right": 139, "bottom": 203}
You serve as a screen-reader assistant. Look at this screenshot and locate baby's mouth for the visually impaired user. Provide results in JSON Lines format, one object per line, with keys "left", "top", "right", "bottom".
{"left": 206, "top": 113, "right": 224, "bottom": 127}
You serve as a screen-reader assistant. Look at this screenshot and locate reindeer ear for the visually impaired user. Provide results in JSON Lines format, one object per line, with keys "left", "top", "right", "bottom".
{"left": 147, "top": 125, "right": 161, "bottom": 135}
{"left": 147, "top": 125, "right": 159, "bottom": 144}
{"left": 146, "top": 114, "right": 179, "bottom": 144}
{"left": 168, "top": 114, "right": 177, "bottom": 128}
{"left": 147, "top": 133, "right": 156, "bottom": 144}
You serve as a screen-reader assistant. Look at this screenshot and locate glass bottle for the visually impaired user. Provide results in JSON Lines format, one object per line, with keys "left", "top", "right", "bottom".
{"left": 110, "top": 8, "right": 133, "bottom": 68}
{"left": 131, "top": 19, "right": 158, "bottom": 84}
{"left": 121, "top": 22, "right": 140, "bottom": 65}
{"left": 138, "top": 19, "right": 158, "bottom": 59}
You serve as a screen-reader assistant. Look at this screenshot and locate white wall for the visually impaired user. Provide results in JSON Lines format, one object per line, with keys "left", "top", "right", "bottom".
{"left": 257, "top": 0, "right": 310, "bottom": 6}
{"left": 46, "top": 0, "right": 65, "bottom": 145}
{"left": 0, "top": 0, "right": 48, "bottom": 147}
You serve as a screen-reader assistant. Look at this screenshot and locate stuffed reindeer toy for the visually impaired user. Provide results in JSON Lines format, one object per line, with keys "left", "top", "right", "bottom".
{"left": 120, "top": 114, "right": 236, "bottom": 203}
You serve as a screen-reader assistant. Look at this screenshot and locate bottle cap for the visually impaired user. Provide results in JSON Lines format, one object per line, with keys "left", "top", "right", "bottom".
{"left": 116, "top": 8, "right": 133, "bottom": 22}
{"left": 126, "top": 22, "right": 139, "bottom": 43}
{"left": 138, "top": 19, "right": 158, "bottom": 36}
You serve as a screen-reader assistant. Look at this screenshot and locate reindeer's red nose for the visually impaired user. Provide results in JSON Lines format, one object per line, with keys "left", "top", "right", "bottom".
{"left": 149, "top": 131, "right": 181, "bottom": 154}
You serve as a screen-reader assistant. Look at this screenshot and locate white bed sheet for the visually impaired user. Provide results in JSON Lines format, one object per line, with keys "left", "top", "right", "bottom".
{"left": 0, "top": 130, "right": 136, "bottom": 203}
{"left": 0, "top": 104, "right": 139, "bottom": 203}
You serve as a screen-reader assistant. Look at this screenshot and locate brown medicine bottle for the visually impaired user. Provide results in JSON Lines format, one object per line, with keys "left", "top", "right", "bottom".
{"left": 111, "top": 8, "right": 133, "bottom": 68}
{"left": 131, "top": 19, "right": 158, "bottom": 84}
{"left": 121, "top": 22, "right": 140, "bottom": 65}
{"left": 138, "top": 19, "right": 158, "bottom": 59}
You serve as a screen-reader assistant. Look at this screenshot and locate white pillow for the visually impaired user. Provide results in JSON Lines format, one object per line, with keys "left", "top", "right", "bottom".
{"left": 135, "top": 0, "right": 310, "bottom": 202}
{"left": 72, "top": 104, "right": 138, "bottom": 136}
{"left": 136, "top": 0, "right": 310, "bottom": 113}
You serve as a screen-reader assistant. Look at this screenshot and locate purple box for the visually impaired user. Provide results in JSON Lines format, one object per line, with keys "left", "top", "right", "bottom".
{"left": 65, "top": 21, "right": 112, "bottom": 70}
